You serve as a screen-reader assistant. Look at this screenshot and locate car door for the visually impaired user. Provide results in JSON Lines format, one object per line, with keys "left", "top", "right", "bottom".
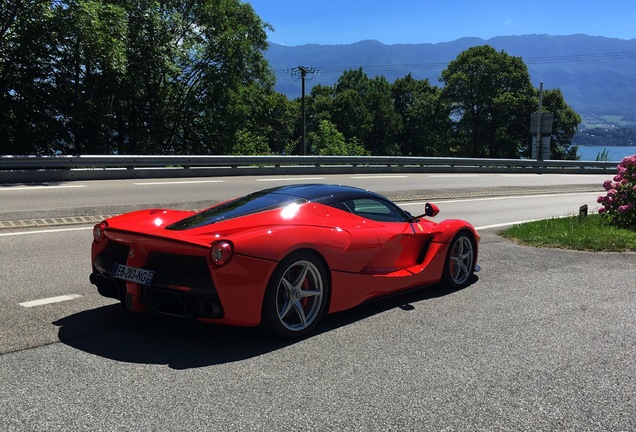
{"left": 344, "top": 197, "right": 429, "bottom": 277}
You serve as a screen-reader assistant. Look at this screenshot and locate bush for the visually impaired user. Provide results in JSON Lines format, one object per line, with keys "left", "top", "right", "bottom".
{"left": 597, "top": 155, "right": 636, "bottom": 230}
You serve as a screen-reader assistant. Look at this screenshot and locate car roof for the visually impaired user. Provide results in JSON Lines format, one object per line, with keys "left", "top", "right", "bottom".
{"left": 166, "top": 184, "right": 393, "bottom": 231}
{"left": 264, "top": 184, "right": 388, "bottom": 204}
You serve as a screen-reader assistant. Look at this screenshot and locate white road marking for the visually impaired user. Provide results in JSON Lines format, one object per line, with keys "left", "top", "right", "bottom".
{"left": 495, "top": 174, "right": 541, "bottom": 177}
{"left": 398, "top": 192, "right": 599, "bottom": 206}
{"left": 349, "top": 175, "right": 408, "bottom": 179}
{"left": 257, "top": 177, "right": 325, "bottom": 182}
{"left": 558, "top": 174, "right": 601, "bottom": 177}
{"left": 426, "top": 174, "right": 480, "bottom": 178}
{"left": 0, "top": 185, "right": 86, "bottom": 192}
{"left": 476, "top": 219, "right": 541, "bottom": 230}
{"left": 0, "top": 226, "right": 92, "bottom": 237}
{"left": 476, "top": 215, "right": 571, "bottom": 231}
{"left": 134, "top": 180, "right": 225, "bottom": 185}
{"left": 19, "top": 294, "right": 83, "bottom": 308}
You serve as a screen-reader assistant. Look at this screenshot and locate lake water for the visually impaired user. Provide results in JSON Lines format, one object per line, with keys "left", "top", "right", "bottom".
{"left": 577, "top": 146, "right": 636, "bottom": 162}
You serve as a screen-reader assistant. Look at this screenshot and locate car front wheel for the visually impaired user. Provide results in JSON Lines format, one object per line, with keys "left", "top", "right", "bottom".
{"left": 442, "top": 232, "right": 476, "bottom": 289}
{"left": 261, "top": 251, "right": 329, "bottom": 338}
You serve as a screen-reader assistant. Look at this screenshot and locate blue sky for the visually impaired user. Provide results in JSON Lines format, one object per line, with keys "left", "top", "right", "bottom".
{"left": 247, "top": 0, "right": 636, "bottom": 45}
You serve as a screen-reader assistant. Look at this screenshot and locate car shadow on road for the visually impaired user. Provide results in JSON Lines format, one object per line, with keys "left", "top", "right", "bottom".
{"left": 54, "top": 276, "right": 477, "bottom": 370}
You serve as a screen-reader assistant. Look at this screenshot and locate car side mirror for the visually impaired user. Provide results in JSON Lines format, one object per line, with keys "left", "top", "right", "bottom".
{"left": 425, "top": 203, "right": 439, "bottom": 217}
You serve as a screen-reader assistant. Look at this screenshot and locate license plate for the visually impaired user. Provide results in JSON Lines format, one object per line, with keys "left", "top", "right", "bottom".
{"left": 111, "top": 264, "right": 155, "bottom": 286}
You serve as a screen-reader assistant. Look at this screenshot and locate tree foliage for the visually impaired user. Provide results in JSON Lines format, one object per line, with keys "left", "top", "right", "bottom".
{"left": 391, "top": 74, "right": 449, "bottom": 156}
{"left": 2, "top": 10, "right": 582, "bottom": 163}
{"left": 1, "top": 1, "right": 59, "bottom": 154}
{"left": 0, "top": 0, "right": 274, "bottom": 155}
{"left": 308, "top": 119, "right": 368, "bottom": 156}
{"left": 296, "top": 46, "right": 580, "bottom": 159}
{"left": 440, "top": 45, "right": 536, "bottom": 158}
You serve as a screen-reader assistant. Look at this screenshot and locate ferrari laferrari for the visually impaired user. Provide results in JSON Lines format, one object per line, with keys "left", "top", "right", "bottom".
{"left": 89, "top": 184, "right": 479, "bottom": 338}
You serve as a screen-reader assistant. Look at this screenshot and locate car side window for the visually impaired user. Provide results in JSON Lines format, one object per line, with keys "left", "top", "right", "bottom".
{"left": 328, "top": 201, "right": 351, "bottom": 213}
{"left": 343, "top": 198, "right": 408, "bottom": 222}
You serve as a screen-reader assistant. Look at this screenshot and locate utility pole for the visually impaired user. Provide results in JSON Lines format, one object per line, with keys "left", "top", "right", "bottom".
{"left": 536, "top": 81, "right": 543, "bottom": 160}
{"left": 290, "top": 66, "right": 317, "bottom": 155}
{"left": 529, "top": 81, "right": 553, "bottom": 160}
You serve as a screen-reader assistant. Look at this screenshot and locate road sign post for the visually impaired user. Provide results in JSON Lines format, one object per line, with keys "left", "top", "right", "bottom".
{"left": 529, "top": 112, "right": 553, "bottom": 160}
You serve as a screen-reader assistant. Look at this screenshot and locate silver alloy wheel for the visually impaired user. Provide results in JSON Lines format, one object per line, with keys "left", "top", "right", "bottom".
{"left": 448, "top": 235, "right": 474, "bottom": 286}
{"left": 275, "top": 259, "right": 324, "bottom": 332}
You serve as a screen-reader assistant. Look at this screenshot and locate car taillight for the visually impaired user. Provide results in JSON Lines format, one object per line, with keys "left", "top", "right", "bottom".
{"left": 93, "top": 221, "right": 108, "bottom": 242}
{"left": 210, "top": 241, "right": 233, "bottom": 267}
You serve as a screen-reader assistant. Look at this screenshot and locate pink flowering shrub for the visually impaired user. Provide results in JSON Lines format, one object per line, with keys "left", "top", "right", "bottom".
{"left": 597, "top": 155, "right": 636, "bottom": 230}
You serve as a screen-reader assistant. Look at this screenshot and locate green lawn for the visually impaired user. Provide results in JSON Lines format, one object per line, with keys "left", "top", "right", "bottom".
{"left": 499, "top": 214, "right": 636, "bottom": 252}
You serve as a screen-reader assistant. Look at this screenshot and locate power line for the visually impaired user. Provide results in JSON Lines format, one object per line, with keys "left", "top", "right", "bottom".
{"left": 289, "top": 65, "right": 318, "bottom": 80}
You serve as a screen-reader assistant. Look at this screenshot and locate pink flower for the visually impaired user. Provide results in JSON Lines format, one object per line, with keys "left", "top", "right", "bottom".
{"left": 608, "top": 189, "right": 617, "bottom": 197}
{"left": 618, "top": 205, "right": 629, "bottom": 214}
{"left": 597, "top": 196, "right": 605, "bottom": 204}
{"left": 603, "top": 180, "right": 613, "bottom": 190}
{"left": 598, "top": 207, "right": 606, "bottom": 214}
{"left": 621, "top": 155, "right": 636, "bottom": 167}
{"left": 614, "top": 174, "right": 624, "bottom": 182}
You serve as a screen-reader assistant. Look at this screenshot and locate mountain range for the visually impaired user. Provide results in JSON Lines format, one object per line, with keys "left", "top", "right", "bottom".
{"left": 263, "top": 34, "right": 636, "bottom": 127}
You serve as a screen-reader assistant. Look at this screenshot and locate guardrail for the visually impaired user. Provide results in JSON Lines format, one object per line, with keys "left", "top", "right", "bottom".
{"left": 0, "top": 155, "right": 619, "bottom": 183}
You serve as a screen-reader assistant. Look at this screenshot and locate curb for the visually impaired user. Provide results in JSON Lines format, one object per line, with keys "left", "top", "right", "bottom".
{"left": 0, "top": 215, "right": 115, "bottom": 230}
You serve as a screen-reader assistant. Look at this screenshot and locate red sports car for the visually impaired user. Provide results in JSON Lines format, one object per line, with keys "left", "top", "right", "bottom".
{"left": 90, "top": 184, "right": 479, "bottom": 338}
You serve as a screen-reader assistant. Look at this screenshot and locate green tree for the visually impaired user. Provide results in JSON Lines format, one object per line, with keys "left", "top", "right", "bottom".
{"left": 306, "top": 85, "right": 335, "bottom": 132}
{"left": 321, "top": 68, "right": 401, "bottom": 155}
{"left": 226, "top": 83, "right": 296, "bottom": 155}
{"left": 0, "top": 1, "right": 60, "bottom": 154}
{"left": 308, "top": 119, "right": 368, "bottom": 156}
{"left": 365, "top": 76, "right": 402, "bottom": 155}
{"left": 391, "top": 74, "right": 449, "bottom": 156}
{"left": 231, "top": 129, "right": 270, "bottom": 155}
{"left": 282, "top": 84, "right": 333, "bottom": 155}
{"left": 331, "top": 68, "right": 373, "bottom": 148}
{"left": 1, "top": 0, "right": 273, "bottom": 155}
{"left": 156, "top": 0, "right": 273, "bottom": 154}
{"left": 53, "top": 0, "right": 127, "bottom": 154}
{"left": 595, "top": 148, "right": 610, "bottom": 161}
{"left": 440, "top": 45, "right": 535, "bottom": 158}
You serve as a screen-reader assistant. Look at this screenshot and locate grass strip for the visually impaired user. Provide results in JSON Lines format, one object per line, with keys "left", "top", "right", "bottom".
{"left": 499, "top": 214, "right": 636, "bottom": 252}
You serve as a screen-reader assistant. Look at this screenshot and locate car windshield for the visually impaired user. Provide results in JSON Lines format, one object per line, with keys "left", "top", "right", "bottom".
{"left": 166, "top": 190, "right": 307, "bottom": 230}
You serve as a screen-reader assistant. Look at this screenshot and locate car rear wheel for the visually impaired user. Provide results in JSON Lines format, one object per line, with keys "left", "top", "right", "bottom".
{"left": 262, "top": 251, "right": 329, "bottom": 338}
{"left": 442, "top": 232, "right": 475, "bottom": 289}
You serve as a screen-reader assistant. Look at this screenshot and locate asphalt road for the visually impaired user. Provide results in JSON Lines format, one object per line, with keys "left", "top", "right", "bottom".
{"left": 1, "top": 174, "right": 635, "bottom": 431}
{"left": 0, "top": 172, "right": 607, "bottom": 221}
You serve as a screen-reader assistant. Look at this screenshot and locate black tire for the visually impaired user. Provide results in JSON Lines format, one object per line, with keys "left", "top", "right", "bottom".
{"left": 441, "top": 232, "right": 476, "bottom": 290}
{"left": 261, "top": 251, "right": 330, "bottom": 338}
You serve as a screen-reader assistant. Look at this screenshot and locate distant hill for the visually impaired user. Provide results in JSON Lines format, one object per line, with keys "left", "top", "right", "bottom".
{"left": 264, "top": 35, "right": 636, "bottom": 126}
